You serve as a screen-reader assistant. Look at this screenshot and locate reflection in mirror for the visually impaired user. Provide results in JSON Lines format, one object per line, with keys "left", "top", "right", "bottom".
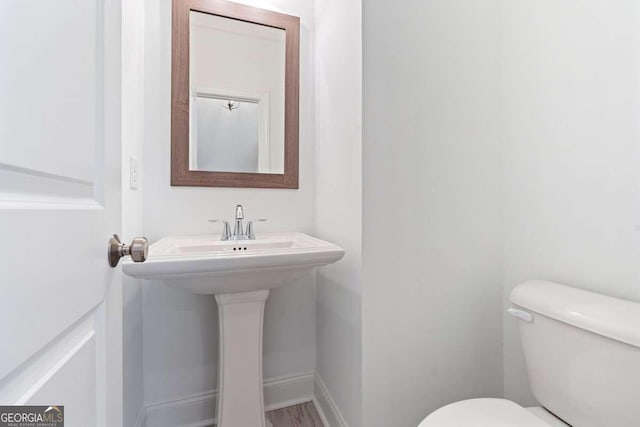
{"left": 189, "top": 11, "right": 285, "bottom": 174}
{"left": 192, "top": 94, "right": 262, "bottom": 173}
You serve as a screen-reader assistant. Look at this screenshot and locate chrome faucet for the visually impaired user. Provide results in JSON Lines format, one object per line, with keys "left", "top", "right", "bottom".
{"left": 233, "top": 204, "right": 244, "bottom": 237}
{"left": 209, "top": 204, "right": 266, "bottom": 241}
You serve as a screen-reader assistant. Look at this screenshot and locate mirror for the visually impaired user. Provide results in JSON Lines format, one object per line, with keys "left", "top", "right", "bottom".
{"left": 172, "top": 0, "right": 300, "bottom": 188}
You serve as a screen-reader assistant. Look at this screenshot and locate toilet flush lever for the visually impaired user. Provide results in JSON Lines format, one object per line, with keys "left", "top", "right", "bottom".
{"left": 108, "top": 234, "right": 149, "bottom": 267}
{"left": 507, "top": 307, "right": 533, "bottom": 323}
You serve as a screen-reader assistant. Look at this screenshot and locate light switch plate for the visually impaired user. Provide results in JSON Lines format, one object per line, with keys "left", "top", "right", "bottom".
{"left": 130, "top": 156, "right": 139, "bottom": 190}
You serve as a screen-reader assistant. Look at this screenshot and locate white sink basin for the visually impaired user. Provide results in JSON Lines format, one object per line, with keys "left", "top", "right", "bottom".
{"left": 122, "top": 232, "right": 344, "bottom": 294}
{"left": 122, "top": 231, "right": 344, "bottom": 427}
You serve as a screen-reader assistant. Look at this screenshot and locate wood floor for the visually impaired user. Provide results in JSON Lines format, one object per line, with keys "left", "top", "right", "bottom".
{"left": 266, "top": 402, "right": 324, "bottom": 427}
{"left": 207, "top": 402, "right": 324, "bottom": 427}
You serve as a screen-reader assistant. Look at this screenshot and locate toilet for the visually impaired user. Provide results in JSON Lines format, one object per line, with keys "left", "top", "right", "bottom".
{"left": 419, "top": 280, "right": 640, "bottom": 427}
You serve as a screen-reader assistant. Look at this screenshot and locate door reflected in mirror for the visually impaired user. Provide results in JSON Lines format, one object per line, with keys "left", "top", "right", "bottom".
{"left": 189, "top": 11, "right": 285, "bottom": 174}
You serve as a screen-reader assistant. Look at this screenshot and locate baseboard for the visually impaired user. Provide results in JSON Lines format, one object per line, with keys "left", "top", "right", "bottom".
{"left": 133, "top": 406, "right": 146, "bottom": 427}
{"left": 144, "top": 371, "right": 315, "bottom": 427}
{"left": 313, "top": 374, "right": 348, "bottom": 427}
{"left": 311, "top": 398, "right": 331, "bottom": 427}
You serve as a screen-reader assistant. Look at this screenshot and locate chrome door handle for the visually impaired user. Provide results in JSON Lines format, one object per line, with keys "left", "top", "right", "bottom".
{"left": 108, "top": 234, "right": 148, "bottom": 267}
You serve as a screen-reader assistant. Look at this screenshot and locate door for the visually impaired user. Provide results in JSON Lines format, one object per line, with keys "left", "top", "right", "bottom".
{"left": 0, "top": 1, "right": 122, "bottom": 426}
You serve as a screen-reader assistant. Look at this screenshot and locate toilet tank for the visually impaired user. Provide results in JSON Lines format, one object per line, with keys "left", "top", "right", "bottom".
{"left": 510, "top": 281, "right": 640, "bottom": 427}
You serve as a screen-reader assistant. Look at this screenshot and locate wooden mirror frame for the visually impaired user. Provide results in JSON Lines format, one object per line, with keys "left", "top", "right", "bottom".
{"left": 172, "top": 0, "right": 300, "bottom": 188}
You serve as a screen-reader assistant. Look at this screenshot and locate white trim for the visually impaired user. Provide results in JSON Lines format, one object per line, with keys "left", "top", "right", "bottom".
{"left": 144, "top": 371, "right": 315, "bottom": 427}
{"left": 133, "top": 406, "right": 146, "bottom": 427}
{"left": 258, "top": 92, "right": 271, "bottom": 173}
{"left": 189, "top": 89, "right": 197, "bottom": 170}
{"left": 313, "top": 374, "right": 349, "bottom": 427}
{"left": 312, "top": 398, "right": 331, "bottom": 427}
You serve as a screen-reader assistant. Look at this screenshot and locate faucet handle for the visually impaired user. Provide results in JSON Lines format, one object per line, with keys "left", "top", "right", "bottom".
{"left": 208, "top": 219, "right": 232, "bottom": 241}
{"left": 245, "top": 219, "right": 267, "bottom": 240}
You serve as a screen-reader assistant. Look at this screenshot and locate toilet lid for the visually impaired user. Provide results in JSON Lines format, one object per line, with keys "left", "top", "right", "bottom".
{"left": 419, "top": 399, "right": 552, "bottom": 427}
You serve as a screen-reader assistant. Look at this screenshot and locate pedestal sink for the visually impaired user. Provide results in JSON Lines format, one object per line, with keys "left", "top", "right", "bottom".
{"left": 122, "top": 232, "right": 344, "bottom": 427}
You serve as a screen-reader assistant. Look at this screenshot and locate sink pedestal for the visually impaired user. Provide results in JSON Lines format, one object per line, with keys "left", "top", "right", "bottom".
{"left": 121, "top": 233, "right": 345, "bottom": 426}
{"left": 215, "top": 290, "right": 271, "bottom": 427}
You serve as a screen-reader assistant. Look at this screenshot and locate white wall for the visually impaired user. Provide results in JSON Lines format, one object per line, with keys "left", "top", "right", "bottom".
{"left": 500, "top": 0, "right": 640, "bottom": 405}
{"left": 362, "top": 1, "right": 504, "bottom": 426}
{"left": 122, "top": 0, "right": 146, "bottom": 425}
{"left": 314, "top": 0, "right": 362, "bottom": 426}
{"left": 142, "top": 0, "right": 317, "bottom": 412}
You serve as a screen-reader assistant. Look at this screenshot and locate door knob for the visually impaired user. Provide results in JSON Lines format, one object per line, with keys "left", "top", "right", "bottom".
{"left": 108, "top": 234, "right": 148, "bottom": 267}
